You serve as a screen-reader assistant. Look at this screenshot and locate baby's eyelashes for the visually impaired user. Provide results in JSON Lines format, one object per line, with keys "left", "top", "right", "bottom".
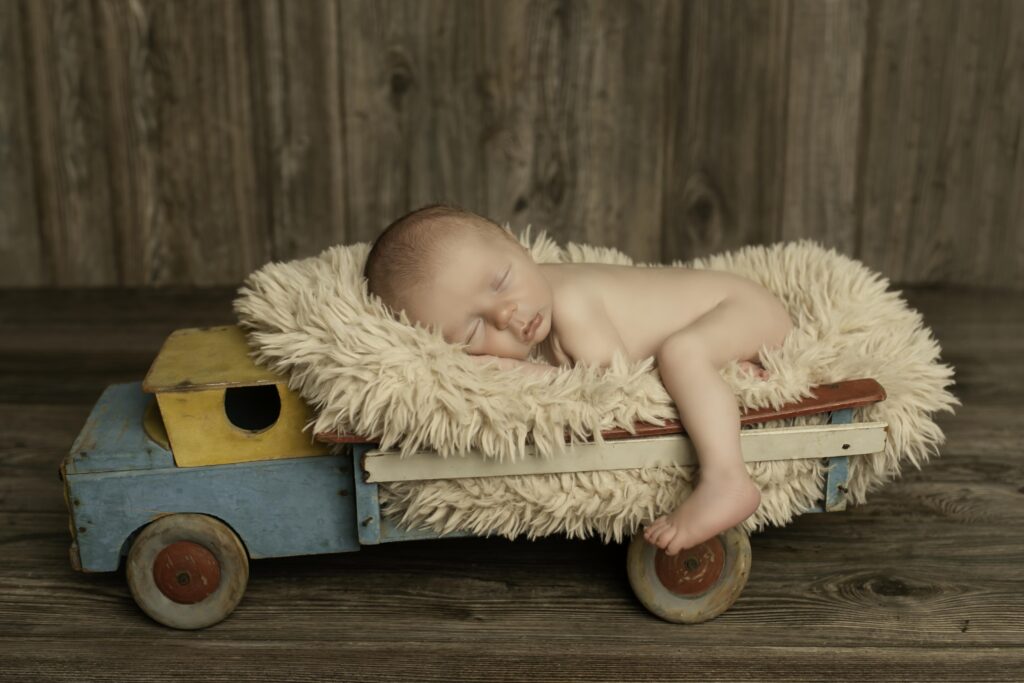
{"left": 495, "top": 267, "right": 510, "bottom": 290}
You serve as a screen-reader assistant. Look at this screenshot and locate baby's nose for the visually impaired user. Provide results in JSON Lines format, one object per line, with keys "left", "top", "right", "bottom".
{"left": 494, "top": 303, "right": 517, "bottom": 330}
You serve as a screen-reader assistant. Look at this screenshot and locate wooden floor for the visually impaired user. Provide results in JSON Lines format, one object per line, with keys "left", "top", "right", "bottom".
{"left": 1, "top": 287, "right": 1021, "bottom": 682}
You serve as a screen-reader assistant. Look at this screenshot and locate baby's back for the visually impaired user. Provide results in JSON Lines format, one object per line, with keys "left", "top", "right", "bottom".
{"left": 543, "top": 263, "right": 769, "bottom": 363}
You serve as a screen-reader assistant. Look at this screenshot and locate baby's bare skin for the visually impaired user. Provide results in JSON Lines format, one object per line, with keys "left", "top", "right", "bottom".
{"left": 536, "top": 262, "right": 786, "bottom": 365}
{"left": 400, "top": 229, "right": 793, "bottom": 556}
{"left": 537, "top": 262, "right": 791, "bottom": 555}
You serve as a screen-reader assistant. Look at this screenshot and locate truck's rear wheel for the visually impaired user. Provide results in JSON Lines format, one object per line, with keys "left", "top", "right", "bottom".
{"left": 627, "top": 525, "right": 751, "bottom": 623}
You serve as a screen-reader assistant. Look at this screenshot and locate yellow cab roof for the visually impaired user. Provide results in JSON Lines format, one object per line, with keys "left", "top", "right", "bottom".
{"left": 142, "top": 325, "right": 282, "bottom": 393}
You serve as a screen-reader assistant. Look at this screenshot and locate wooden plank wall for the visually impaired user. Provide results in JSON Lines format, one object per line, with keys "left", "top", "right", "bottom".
{"left": 1, "top": 0, "right": 1021, "bottom": 288}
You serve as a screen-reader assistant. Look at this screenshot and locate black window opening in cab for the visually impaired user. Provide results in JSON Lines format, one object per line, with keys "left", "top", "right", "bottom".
{"left": 224, "top": 384, "right": 281, "bottom": 433}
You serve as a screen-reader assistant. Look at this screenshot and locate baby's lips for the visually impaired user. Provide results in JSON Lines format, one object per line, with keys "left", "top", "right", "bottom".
{"left": 522, "top": 312, "right": 541, "bottom": 341}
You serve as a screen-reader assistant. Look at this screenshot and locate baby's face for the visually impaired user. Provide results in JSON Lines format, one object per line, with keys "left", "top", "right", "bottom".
{"left": 401, "top": 230, "right": 553, "bottom": 360}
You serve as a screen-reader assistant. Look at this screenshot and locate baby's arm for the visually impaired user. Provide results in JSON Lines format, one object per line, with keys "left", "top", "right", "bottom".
{"left": 555, "top": 288, "right": 629, "bottom": 368}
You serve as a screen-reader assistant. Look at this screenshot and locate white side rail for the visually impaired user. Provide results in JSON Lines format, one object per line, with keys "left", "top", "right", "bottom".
{"left": 362, "top": 421, "right": 888, "bottom": 483}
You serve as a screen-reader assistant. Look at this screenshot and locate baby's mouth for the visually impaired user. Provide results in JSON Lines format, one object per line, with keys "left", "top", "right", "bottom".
{"left": 522, "top": 312, "right": 542, "bottom": 341}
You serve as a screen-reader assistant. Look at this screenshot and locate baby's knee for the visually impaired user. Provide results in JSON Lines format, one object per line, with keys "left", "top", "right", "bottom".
{"left": 743, "top": 283, "right": 792, "bottom": 349}
{"left": 656, "top": 332, "right": 716, "bottom": 372}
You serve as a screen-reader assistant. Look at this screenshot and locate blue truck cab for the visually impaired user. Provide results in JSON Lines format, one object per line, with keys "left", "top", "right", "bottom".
{"left": 60, "top": 326, "right": 360, "bottom": 628}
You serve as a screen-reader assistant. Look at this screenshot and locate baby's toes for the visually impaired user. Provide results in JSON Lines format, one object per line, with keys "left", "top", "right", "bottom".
{"left": 665, "top": 534, "right": 693, "bottom": 557}
{"left": 652, "top": 525, "right": 677, "bottom": 549}
{"left": 644, "top": 517, "right": 667, "bottom": 537}
{"left": 647, "top": 516, "right": 668, "bottom": 530}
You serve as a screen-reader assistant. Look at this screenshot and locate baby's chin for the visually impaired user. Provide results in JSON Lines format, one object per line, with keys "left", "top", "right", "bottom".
{"left": 526, "top": 330, "right": 550, "bottom": 355}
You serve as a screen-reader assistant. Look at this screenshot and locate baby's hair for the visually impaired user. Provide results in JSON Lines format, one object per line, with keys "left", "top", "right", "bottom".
{"left": 363, "top": 202, "right": 517, "bottom": 320}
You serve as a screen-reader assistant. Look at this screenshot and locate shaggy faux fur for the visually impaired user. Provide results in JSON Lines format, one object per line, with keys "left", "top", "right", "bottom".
{"left": 234, "top": 229, "right": 959, "bottom": 543}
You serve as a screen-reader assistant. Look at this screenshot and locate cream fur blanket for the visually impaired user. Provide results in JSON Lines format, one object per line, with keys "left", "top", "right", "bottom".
{"left": 234, "top": 230, "right": 959, "bottom": 543}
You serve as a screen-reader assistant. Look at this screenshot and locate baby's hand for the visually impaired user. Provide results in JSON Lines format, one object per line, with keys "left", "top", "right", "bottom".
{"left": 737, "top": 360, "right": 769, "bottom": 380}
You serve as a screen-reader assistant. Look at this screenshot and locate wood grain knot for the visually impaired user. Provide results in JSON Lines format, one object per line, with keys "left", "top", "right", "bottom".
{"left": 386, "top": 48, "right": 414, "bottom": 109}
{"left": 681, "top": 170, "right": 725, "bottom": 241}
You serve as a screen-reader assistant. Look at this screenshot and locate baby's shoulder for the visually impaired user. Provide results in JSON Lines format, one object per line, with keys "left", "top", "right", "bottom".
{"left": 551, "top": 277, "right": 604, "bottom": 320}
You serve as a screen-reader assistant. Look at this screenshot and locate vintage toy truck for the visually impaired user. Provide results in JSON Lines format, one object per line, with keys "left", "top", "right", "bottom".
{"left": 60, "top": 325, "right": 887, "bottom": 629}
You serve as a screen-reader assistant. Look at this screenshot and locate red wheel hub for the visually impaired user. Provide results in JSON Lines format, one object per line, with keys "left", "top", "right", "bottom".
{"left": 153, "top": 541, "right": 221, "bottom": 604}
{"left": 654, "top": 535, "right": 725, "bottom": 597}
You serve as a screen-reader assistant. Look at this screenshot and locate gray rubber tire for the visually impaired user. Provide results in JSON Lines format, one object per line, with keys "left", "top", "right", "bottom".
{"left": 627, "top": 525, "right": 751, "bottom": 624}
{"left": 126, "top": 513, "right": 249, "bottom": 630}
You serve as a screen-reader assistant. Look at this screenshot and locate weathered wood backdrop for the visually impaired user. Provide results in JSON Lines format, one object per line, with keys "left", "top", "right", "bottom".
{"left": 1, "top": 0, "right": 1022, "bottom": 288}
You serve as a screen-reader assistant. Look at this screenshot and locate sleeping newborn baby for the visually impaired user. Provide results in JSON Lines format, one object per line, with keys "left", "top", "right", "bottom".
{"left": 363, "top": 203, "right": 793, "bottom": 557}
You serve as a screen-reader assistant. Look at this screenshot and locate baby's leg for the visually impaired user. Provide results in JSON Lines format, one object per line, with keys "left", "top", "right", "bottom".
{"left": 644, "top": 291, "right": 792, "bottom": 556}
{"left": 643, "top": 350, "right": 762, "bottom": 554}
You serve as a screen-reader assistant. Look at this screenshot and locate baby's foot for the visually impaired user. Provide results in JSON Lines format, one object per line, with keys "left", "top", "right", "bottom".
{"left": 738, "top": 360, "right": 769, "bottom": 380}
{"left": 643, "top": 471, "right": 761, "bottom": 556}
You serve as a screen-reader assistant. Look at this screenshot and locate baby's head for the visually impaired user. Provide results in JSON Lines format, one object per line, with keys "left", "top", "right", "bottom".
{"left": 364, "top": 203, "right": 553, "bottom": 360}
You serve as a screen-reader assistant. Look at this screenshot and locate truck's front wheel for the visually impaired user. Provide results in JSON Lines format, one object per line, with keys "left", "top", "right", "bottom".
{"left": 126, "top": 513, "right": 249, "bottom": 629}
